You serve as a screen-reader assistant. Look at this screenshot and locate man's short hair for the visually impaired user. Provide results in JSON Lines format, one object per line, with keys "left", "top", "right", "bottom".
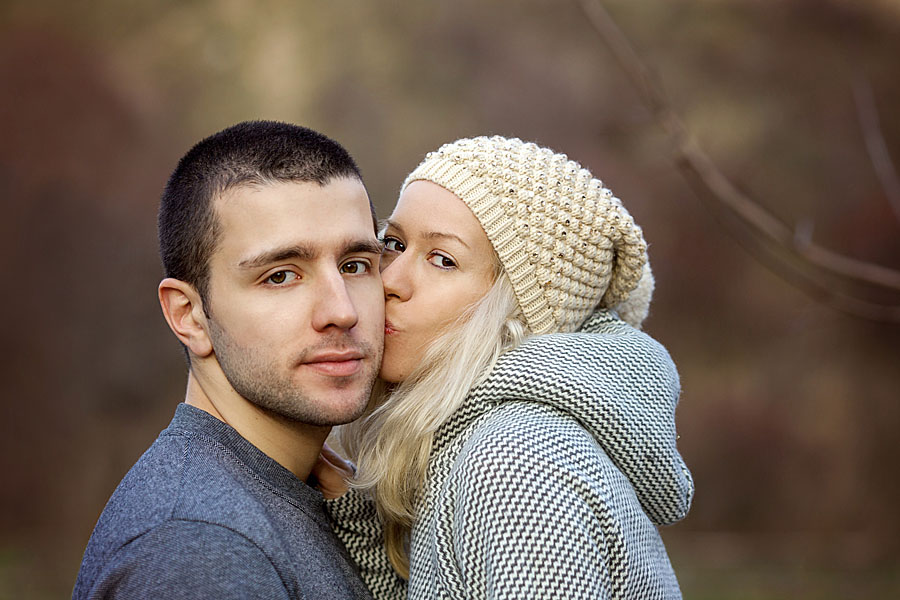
{"left": 158, "top": 120, "right": 372, "bottom": 302}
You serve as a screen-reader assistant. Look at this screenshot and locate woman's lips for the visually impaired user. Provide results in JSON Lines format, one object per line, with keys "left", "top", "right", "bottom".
{"left": 384, "top": 320, "right": 399, "bottom": 336}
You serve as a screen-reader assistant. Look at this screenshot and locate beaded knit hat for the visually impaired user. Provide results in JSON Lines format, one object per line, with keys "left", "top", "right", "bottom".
{"left": 401, "top": 136, "right": 654, "bottom": 333}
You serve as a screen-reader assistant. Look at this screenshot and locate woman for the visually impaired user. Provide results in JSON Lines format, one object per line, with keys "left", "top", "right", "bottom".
{"left": 322, "top": 136, "right": 694, "bottom": 599}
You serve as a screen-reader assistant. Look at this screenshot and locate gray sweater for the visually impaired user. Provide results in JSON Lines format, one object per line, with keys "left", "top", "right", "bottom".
{"left": 329, "top": 311, "right": 693, "bottom": 600}
{"left": 74, "top": 403, "right": 372, "bottom": 600}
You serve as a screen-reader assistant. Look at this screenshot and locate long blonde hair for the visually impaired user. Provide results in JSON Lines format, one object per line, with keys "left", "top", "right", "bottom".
{"left": 339, "top": 270, "right": 528, "bottom": 577}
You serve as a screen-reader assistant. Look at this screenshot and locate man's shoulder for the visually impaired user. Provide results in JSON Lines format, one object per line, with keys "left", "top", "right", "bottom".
{"left": 91, "top": 425, "right": 278, "bottom": 543}
{"left": 74, "top": 518, "right": 291, "bottom": 599}
{"left": 74, "top": 428, "right": 279, "bottom": 594}
{"left": 75, "top": 424, "right": 374, "bottom": 600}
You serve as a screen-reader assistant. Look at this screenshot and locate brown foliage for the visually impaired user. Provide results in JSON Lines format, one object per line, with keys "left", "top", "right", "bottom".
{"left": 0, "top": 1, "right": 898, "bottom": 597}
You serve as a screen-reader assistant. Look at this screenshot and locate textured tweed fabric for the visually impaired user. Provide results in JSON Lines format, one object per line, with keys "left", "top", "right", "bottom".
{"left": 328, "top": 310, "right": 693, "bottom": 600}
{"left": 402, "top": 136, "right": 653, "bottom": 333}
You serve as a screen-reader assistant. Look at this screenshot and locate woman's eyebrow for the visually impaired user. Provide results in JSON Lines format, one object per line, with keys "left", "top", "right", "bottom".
{"left": 421, "top": 231, "right": 470, "bottom": 249}
{"left": 383, "top": 219, "right": 470, "bottom": 249}
{"left": 382, "top": 219, "right": 403, "bottom": 235}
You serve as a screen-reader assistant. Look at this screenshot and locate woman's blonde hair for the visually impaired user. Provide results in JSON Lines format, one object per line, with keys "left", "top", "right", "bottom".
{"left": 339, "top": 266, "right": 528, "bottom": 577}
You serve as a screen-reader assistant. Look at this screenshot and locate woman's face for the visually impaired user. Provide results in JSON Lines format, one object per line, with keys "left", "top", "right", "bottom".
{"left": 379, "top": 181, "right": 496, "bottom": 383}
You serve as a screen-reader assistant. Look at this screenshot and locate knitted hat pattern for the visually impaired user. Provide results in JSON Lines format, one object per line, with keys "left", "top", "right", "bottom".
{"left": 402, "top": 136, "right": 653, "bottom": 333}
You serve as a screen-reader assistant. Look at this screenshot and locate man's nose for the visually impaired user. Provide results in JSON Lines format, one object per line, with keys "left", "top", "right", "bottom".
{"left": 311, "top": 271, "right": 360, "bottom": 331}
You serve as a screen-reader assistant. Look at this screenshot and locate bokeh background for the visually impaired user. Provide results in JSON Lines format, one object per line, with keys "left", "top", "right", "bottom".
{"left": 2, "top": 0, "right": 899, "bottom": 597}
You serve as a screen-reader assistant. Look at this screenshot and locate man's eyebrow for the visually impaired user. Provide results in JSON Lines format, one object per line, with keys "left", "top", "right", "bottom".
{"left": 383, "top": 220, "right": 470, "bottom": 249}
{"left": 237, "top": 238, "right": 383, "bottom": 270}
{"left": 344, "top": 238, "right": 384, "bottom": 256}
{"left": 237, "top": 245, "right": 317, "bottom": 269}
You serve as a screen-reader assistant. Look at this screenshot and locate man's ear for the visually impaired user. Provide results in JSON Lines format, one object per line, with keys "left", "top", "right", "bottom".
{"left": 158, "top": 278, "right": 214, "bottom": 358}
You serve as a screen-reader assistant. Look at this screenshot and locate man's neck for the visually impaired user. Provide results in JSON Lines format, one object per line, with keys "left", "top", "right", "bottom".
{"left": 184, "top": 370, "right": 329, "bottom": 482}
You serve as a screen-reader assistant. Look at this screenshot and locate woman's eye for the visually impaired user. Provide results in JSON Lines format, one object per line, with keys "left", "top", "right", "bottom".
{"left": 266, "top": 271, "right": 297, "bottom": 285}
{"left": 340, "top": 260, "right": 370, "bottom": 275}
{"left": 383, "top": 237, "right": 405, "bottom": 253}
{"left": 427, "top": 254, "right": 457, "bottom": 269}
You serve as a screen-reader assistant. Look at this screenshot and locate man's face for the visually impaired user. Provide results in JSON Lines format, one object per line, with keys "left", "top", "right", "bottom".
{"left": 203, "top": 178, "right": 384, "bottom": 426}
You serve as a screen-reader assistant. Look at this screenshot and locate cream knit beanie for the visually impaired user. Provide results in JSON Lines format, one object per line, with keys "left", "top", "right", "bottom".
{"left": 401, "top": 136, "right": 654, "bottom": 333}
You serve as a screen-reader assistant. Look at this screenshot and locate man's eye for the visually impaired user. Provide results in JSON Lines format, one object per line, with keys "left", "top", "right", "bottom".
{"left": 340, "top": 260, "right": 369, "bottom": 274}
{"left": 383, "top": 237, "right": 405, "bottom": 253}
{"left": 266, "top": 271, "right": 296, "bottom": 285}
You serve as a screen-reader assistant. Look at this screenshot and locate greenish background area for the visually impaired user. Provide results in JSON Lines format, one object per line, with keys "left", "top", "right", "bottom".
{"left": 1, "top": 0, "right": 898, "bottom": 597}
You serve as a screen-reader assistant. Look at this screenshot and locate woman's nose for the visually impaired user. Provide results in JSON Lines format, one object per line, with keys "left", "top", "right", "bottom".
{"left": 381, "top": 253, "right": 411, "bottom": 302}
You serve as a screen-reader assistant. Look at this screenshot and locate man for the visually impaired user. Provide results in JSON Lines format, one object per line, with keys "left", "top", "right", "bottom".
{"left": 73, "top": 121, "right": 383, "bottom": 599}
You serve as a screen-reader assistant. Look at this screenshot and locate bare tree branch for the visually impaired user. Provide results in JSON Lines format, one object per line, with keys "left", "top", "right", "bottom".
{"left": 676, "top": 135, "right": 900, "bottom": 291}
{"left": 680, "top": 162, "right": 900, "bottom": 323}
{"left": 853, "top": 76, "right": 900, "bottom": 225}
{"left": 576, "top": 0, "right": 900, "bottom": 322}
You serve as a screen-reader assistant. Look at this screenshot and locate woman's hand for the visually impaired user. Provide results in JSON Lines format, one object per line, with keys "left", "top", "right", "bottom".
{"left": 311, "top": 442, "right": 354, "bottom": 499}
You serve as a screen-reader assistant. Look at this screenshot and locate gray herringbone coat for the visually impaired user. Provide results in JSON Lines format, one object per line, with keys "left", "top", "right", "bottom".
{"left": 328, "top": 311, "right": 694, "bottom": 600}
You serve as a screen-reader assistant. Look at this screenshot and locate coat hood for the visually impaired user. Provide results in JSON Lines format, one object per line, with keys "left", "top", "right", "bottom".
{"left": 469, "top": 310, "right": 693, "bottom": 525}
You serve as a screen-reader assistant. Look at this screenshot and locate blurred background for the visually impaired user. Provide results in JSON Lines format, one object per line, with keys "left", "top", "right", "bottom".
{"left": 2, "top": 0, "right": 899, "bottom": 597}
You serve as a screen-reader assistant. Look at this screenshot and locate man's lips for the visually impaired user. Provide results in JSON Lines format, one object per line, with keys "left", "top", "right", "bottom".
{"left": 301, "top": 350, "right": 365, "bottom": 377}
